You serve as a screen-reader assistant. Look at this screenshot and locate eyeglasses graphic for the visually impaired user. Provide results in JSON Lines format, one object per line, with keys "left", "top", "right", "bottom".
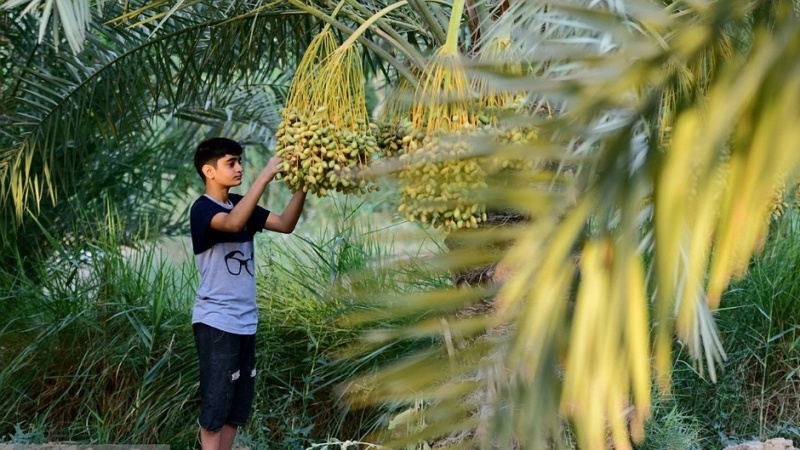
{"left": 224, "top": 250, "right": 255, "bottom": 277}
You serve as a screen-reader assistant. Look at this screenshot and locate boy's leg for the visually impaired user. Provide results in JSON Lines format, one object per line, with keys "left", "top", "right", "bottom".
{"left": 220, "top": 423, "right": 238, "bottom": 450}
{"left": 194, "top": 323, "right": 242, "bottom": 448}
{"left": 225, "top": 333, "right": 257, "bottom": 430}
{"left": 200, "top": 427, "right": 222, "bottom": 450}
{"left": 199, "top": 423, "right": 236, "bottom": 450}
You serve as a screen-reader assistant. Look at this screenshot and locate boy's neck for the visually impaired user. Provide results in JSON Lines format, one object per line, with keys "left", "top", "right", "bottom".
{"left": 204, "top": 184, "right": 230, "bottom": 204}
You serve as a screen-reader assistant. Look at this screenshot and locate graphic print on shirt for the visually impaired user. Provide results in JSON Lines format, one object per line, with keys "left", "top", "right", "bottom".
{"left": 224, "top": 250, "right": 254, "bottom": 277}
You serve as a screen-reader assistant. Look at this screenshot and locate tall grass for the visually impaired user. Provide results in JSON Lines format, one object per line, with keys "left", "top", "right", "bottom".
{"left": 16, "top": 194, "right": 800, "bottom": 449}
{"left": 0, "top": 211, "right": 199, "bottom": 447}
{"left": 12, "top": 187, "right": 800, "bottom": 449}
{"left": 0, "top": 197, "right": 449, "bottom": 449}
{"left": 633, "top": 396, "right": 705, "bottom": 450}
{"left": 671, "top": 212, "right": 800, "bottom": 447}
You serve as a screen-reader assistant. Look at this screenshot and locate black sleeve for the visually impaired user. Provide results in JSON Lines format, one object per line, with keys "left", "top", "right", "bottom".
{"left": 249, "top": 205, "right": 270, "bottom": 233}
{"left": 228, "top": 194, "right": 270, "bottom": 236}
{"left": 190, "top": 197, "right": 226, "bottom": 254}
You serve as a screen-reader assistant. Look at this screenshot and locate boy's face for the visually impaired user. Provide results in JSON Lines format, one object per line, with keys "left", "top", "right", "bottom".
{"left": 203, "top": 154, "right": 243, "bottom": 187}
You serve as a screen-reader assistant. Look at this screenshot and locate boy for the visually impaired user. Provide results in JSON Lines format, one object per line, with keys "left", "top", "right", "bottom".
{"left": 190, "top": 137, "right": 306, "bottom": 450}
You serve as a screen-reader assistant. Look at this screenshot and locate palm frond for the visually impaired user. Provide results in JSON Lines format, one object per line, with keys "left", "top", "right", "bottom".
{"left": 0, "top": 0, "right": 100, "bottom": 54}
{"left": 0, "top": 2, "right": 316, "bottom": 223}
{"left": 345, "top": 1, "right": 800, "bottom": 449}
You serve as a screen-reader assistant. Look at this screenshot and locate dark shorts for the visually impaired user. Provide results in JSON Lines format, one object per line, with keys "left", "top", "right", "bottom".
{"left": 193, "top": 322, "right": 256, "bottom": 432}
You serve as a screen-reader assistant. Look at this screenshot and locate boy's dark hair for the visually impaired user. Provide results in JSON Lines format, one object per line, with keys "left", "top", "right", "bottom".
{"left": 194, "top": 137, "right": 244, "bottom": 182}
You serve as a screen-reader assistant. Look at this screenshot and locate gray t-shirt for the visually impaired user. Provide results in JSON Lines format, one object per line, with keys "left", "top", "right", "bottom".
{"left": 190, "top": 193, "right": 270, "bottom": 335}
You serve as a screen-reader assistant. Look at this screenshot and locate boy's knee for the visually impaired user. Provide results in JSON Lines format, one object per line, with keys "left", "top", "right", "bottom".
{"left": 198, "top": 417, "right": 224, "bottom": 434}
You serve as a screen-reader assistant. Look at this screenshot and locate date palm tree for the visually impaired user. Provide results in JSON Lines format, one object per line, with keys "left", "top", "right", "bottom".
{"left": 3, "top": 0, "right": 800, "bottom": 448}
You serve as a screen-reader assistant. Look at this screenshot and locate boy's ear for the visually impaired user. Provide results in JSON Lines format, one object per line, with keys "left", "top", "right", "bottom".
{"left": 202, "top": 163, "right": 215, "bottom": 180}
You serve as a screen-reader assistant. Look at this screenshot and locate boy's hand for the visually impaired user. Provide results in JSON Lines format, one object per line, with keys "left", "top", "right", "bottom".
{"left": 260, "top": 156, "right": 283, "bottom": 182}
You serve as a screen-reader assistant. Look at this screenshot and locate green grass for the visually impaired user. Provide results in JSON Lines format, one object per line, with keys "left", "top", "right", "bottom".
{"left": 13, "top": 195, "right": 800, "bottom": 449}
{"left": 0, "top": 217, "right": 200, "bottom": 447}
{"left": 633, "top": 396, "right": 705, "bottom": 450}
{"left": 12, "top": 194, "right": 800, "bottom": 449}
{"left": 0, "top": 198, "right": 449, "bottom": 449}
{"left": 670, "top": 213, "right": 800, "bottom": 448}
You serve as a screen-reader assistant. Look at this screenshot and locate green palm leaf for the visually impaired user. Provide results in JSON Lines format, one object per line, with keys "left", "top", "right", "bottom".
{"left": 0, "top": 2, "right": 315, "bottom": 223}
{"left": 342, "top": 1, "right": 800, "bottom": 449}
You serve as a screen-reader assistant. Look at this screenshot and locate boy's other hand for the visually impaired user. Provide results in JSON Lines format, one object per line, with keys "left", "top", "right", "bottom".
{"left": 260, "top": 156, "right": 283, "bottom": 182}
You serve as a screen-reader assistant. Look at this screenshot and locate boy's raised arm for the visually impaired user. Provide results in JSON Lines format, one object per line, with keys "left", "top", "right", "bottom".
{"left": 265, "top": 190, "right": 307, "bottom": 234}
{"left": 210, "top": 157, "right": 282, "bottom": 233}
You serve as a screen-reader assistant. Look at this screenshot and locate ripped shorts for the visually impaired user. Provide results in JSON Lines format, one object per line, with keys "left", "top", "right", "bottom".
{"left": 193, "top": 322, "right": 257, "bottom": 432}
